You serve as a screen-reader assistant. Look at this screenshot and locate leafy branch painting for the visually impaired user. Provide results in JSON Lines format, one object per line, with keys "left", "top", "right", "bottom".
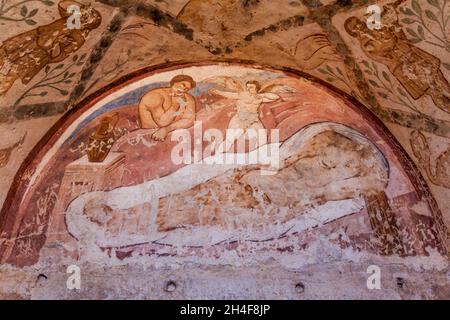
{"left": 14, "top": 53, "right": 86, "bottom": 106}
{"left": 399, "top": 0, "right": 449, "bottom": 52}
{"left": 83, "top": 49, "right": 131, "bottom": 96}
{"left": 0, "top": 0, "right": 54, "bottom": 25}
{"left": 361, "top": 60, "right": 427, "bottom": 116}
{"left": 318, "top": 64, "right": 365, "bottom": 103}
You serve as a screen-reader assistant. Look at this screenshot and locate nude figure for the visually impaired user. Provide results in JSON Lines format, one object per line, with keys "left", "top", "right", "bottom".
{"left": 209, "top": 80, "right": 281, "bottom": 153}
{"left": 138, "top": 75, "right": 197, "bottom": 141}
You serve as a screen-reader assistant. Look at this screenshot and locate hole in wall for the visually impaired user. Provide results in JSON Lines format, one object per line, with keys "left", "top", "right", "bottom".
{"left": 295, "top": 282, "right": 305, "bottom": 294}
{"left": 396, "top": 277, "right": 405, "bottom": 289}
{"left": 37, "top": 274, "right": 48, "bottom": 280}
{"left": 36, "top": 274, "right": 48, "bottom": 286}
{"left": 165, "top": 280, "right": 177, "bottom": 292}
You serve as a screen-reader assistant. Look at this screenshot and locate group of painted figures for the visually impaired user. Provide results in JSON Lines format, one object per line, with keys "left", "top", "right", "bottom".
{"left": 1, "top": 1, "right": 448, "bottom": 111}
{"left": 0, "top": 0, "right": 449, "bottom": 188}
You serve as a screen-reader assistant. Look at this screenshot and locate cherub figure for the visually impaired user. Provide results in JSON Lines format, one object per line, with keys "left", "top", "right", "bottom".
{"left": 206, "top": 76, "right": 297, "bottom": 153}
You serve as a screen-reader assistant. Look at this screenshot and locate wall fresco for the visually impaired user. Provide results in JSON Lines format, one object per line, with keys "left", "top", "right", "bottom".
{"left": 0, "top": 0, "right": 449, "bottom": 299}
{"left": 0, "top": 64, "right": 446, "bottom": 271}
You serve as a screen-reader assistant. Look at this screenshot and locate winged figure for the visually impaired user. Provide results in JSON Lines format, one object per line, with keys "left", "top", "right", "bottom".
{"left": 205, "top": 76, "right": 298, "bottom": 153}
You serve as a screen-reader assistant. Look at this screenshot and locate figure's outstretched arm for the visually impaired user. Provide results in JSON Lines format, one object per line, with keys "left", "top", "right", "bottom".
{"left": 261, "top": 93, "right": 280, "bottom": 102}
{"left": 210, "top": 89, "right": 239, "bottom": 100}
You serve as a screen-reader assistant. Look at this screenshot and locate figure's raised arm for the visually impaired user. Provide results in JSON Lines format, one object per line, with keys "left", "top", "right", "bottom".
{"left": 209, "top": 89, "right": 240, "bottom": 100}
{"left": 261, "top": 92, "right": 280, "bottom": 102}
{"left": 260, "top": 78, "right": 299, "bottom": 98}
{"left": 203, "top": 76, "right": 244, "bottom": 92}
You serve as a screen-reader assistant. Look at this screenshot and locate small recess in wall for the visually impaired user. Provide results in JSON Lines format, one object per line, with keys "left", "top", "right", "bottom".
{"left": 37, "top": 274, "right": 48, "bottom": 280}
{"left": 295, "top": 282, "right": 305, "bottom": 294}
{"left": 396, "top": 277, "right": 405, "bottom": 289}
{"left": 165, "top": 280, "right": 177, "bottom": 292}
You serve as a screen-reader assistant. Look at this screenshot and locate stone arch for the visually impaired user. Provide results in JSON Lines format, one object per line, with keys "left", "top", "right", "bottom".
{"left": 0, "top": 61, "right": 447, "bottom": 266}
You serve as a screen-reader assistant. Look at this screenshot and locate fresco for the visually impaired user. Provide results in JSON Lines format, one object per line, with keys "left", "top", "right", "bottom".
{"left": 0, "top": 63, "right": 446, "bottom": 267}
{"left": 0, "top": 1, "right": 102, "bottom": 96}
{"left": 0, "top": 132, "right": 26, "bottom": 168}
{"left": 344, "top": 2, "right": 450, "bottom": 113}
{"left": 0, "top": 0, "right": 449, "bottom": 299}
{"left": 411, "top": 130, "right": 450, "bottom": 189}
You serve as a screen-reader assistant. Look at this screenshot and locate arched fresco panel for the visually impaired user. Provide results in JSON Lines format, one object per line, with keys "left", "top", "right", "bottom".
{"left": 0, "top": 62, "right": 447, "bottom": 267}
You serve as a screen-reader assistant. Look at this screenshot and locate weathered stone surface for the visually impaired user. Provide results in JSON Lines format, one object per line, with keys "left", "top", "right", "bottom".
{"left": 0, "top": 0, "right": 449, "bottom": 300}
